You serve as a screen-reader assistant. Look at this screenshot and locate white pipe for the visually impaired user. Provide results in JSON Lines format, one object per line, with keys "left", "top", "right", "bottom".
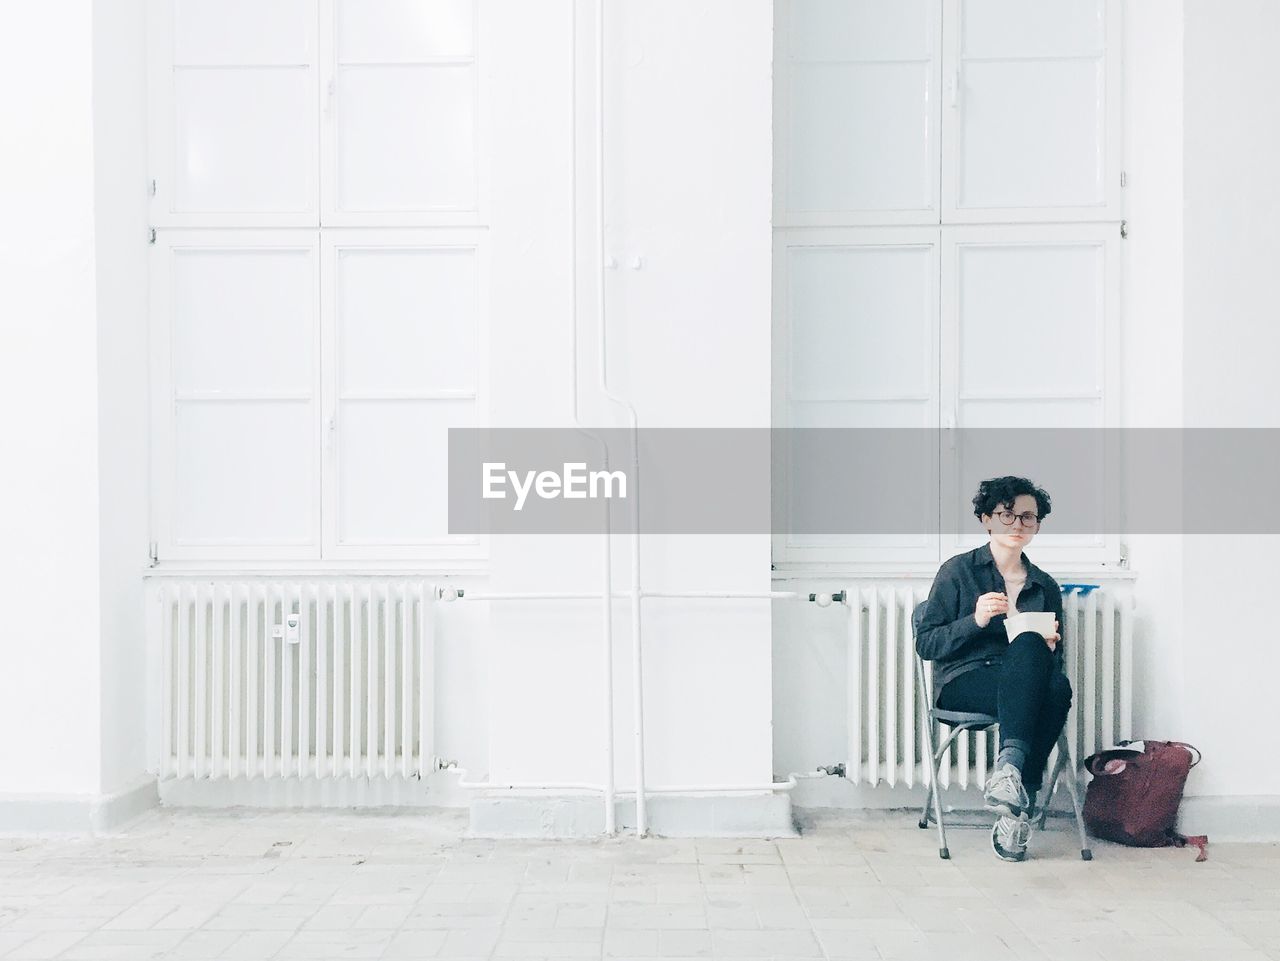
{"left": 441, "top": 590, "right": 804, "bottom": 601}
{"left": 567, "top": 0, "right": 649, "bottom": 838}
{"left": 639, "top": 591, "right": 801, "bottom": 600}
{"left": 593, "top": 0, "right": 650, "bottom": 841}
{"left": 570, "top": 0, "right": 619, "bottom": 837}
{"left": 452, "top": 764, "right": 798, "bottom": 796}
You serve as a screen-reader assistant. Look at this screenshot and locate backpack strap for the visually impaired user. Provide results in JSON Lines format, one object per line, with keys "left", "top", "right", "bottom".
{"left": 1168, "top": 742, "right": 1202, "bottom": 767}
{"left": 1166, "top": 828, "right": 1209, "bottom": 862}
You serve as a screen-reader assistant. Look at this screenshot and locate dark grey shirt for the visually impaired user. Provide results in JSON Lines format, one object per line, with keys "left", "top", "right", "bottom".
{"left": 915, "top": 541, "right": 1065, "bottom": 693}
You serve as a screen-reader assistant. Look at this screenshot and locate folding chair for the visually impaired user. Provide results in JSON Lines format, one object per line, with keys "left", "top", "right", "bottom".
{"left": 911, "top": 601, "right": 1092, "bottom": 861}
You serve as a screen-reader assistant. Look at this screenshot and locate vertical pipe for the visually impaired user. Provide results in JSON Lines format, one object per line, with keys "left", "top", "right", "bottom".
{"left": 348, "top": 583, "right": 359, "bottom": 778}
{"left": 866, "top": 588, "right": 880, "bottom": 786}
{"left": 939, "top": 721, "right": 952, "bottom": 790}
{"left": 366, "top": 582, "right": 376, "bottom": 778}
{"left": 315, "top": 583, "right": 328, "bottom": 778}
{"left": 264, "top": 583, "right": 278, "bottom": 779}
{"left": 1101, "top": 589, "right": 1116, "bottom": 750}
{"left": 938, "top": 582, "right": 952, "bottom": 790}
{"left": 601, "top": 530, "right": 617, "bottom": 834}
{"left": 1063, "top": 588, "right": 1081, "bottom": 766}
{"left": 884, "top": 589, "right": 898, "bottom": 788}
{"left": 194, "top": 582, "right": 208, "bottom": 779}
{"left": 1083, "top": 588, "right": 1098, "bottom": 760}
{"left": 211, "top": 583, "right": 224, "bottom": 779}
{"left": 299, "top": 583, "right": 312, "bottom": 776}
{"left": 915, "top": 588, "right": 929, "bottom": 789}
{"left": 176, "top": 582, "right": 191, "bottom": 780}
{"left": 419, "top": 583, "right": 434, "bottom": 777}
{"left": 383, "top": 581, "right": 394, "bottom": 778}
{"left": 229, "top": 583, "right": 242, "bottom": 780}
{"left": 160, "top": 583, "right": 173, "bottom": 780}
{"left": 400, "top": 581, "right": 412, "bottom": 777}
{"left": 593, "top": 0, "right": 646, "bottom": 840}
{"left": 846, "top": 587, "right": 862, "bottom": 786}
{"left": 976, "top": 728, "right": 989, "bottom": 789}
{"left": 973, "top": 585, "right": 987, "bottom": 785}
{"left": 902, "top": 588, "right": 917, "bottom": 789}
{"left": 281, "top": 583, "right": 295, "bottom": 778}
{"left": 1120, "top": 595, "right": 1134, "bottom": 741}
{"left": 332, "top": 584, "right": 345, "bottom": 778}
{"left": 247, "top": 583, "right": 261, "bottom": 778}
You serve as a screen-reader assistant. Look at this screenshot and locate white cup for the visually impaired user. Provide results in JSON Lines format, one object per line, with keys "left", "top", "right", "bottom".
{"left": 1004, "top": 611, "right": 1056, "bottom": 642}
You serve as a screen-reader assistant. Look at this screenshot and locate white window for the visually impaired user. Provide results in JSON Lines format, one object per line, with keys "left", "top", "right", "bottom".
{"left": 774, "top": 0, "right": 1123, "bottom": 570}
{"left": 148, "top": 0, "right": 488, "bottom": 564}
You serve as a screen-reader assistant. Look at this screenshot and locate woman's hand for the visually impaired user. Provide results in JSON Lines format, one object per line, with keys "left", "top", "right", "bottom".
{"left": 973, "top": 591, "right": 1009, "bottom": 629}
{"left": 1043, "top": 619, "right": 1061, "bottom": 652}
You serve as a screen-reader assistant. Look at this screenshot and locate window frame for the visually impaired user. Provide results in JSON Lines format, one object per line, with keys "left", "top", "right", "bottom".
{"left": 319, "top": 227, "right": 490, "bottom": 563}
{"left": 149, "top": 229, "right": 324, "bottom": 561}
{"left": 772, "top": 0, "right": 944, "bottom": 228}
{"left": 771, "top": 0, "right": 1126, "bottom": 573}
{"left": 938, "top": 222, "right": 1124, "bottom": 568}
{"left": 939, "top": 0, "right": 1123, "bottom": 225}
{"left": 147, "top": 0, "right": 491, "bottom": 567}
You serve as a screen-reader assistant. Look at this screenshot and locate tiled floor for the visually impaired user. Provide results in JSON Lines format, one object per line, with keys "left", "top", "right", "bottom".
{"left": 0, "top": 806, "right": 1276, "bottom": 961}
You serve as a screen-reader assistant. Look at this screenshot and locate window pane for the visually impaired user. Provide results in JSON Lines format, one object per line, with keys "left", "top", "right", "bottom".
{"left": 788, "top": 63, "right": 934, "bottom": 213}
{"left": 959, "top": 60, "right": 1105, "bottom": 209}
{"left": 787, "top": 0, "right": 931, "bottom": 62}
{"left": 337, "top": 399, "right": 476, "bottom": 544}
{"left": 337, "top": 247, "right": 477, "bottom": 394}
{"left": 958, "top": 242, "right": 1103, "bottom": 398}
{"left": 173, "top": 0, "right": 312, "bottom": 64}
{"left": 174, "top": 401, "right": 316, "bottom": 544}
{"left": 789, "top": 245, "right": 934, "bottom": 400}
{"left": 172, "top": 248, "right": 314, "bottom": 394}
{"left": 174, "top": 68, "right": 314, "bottom": 212}
{"left": 961, "top": 0, "right": 1104, "bottom": 59}
{"left": 337, "top": 65, "right": 476, "bottom": 212}
{"left": 337, "top": 0, "right": 474, "bottom": 61}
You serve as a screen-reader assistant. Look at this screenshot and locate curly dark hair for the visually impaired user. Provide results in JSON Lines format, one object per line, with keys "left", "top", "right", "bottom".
{"left": 971, "top": 475, "right": 1052, "bottom": 522}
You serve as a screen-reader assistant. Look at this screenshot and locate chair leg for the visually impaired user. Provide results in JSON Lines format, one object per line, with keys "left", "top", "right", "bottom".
{"left": 921, "top": 718, "right": 950, "bottom": 859}
{"left": 1038, "top": 745, "right": 1066, "bottom": 830}
{"left": 1057, "top": 732, "right": 1093, "bottom": 860}
{"left": 918, "top": 777, "right": 933, "bottom": 829}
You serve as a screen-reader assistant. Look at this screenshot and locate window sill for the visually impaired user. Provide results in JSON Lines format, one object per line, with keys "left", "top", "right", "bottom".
{"left": 142, "top": 560, "right": 491, "bottom": 579}
{"left": 770, "top": 563, "right": 1138, "bottom": 582}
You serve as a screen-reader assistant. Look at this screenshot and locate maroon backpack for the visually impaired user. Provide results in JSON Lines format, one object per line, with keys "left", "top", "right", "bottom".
{"left": 1082, "top": 740, "right": 1208, "bottom": 861}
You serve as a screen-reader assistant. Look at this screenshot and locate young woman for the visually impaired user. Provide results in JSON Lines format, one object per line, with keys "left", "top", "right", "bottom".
{"left": 915, "top": 475, "right": 1072, "bottom": 861}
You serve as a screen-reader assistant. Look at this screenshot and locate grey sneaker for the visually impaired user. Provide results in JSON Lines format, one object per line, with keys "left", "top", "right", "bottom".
{"left": 983, "top": 763, "right": 1030, "bottom": 818}
{"left": 991, "top": 814, "right": 1031, "bottom": 862}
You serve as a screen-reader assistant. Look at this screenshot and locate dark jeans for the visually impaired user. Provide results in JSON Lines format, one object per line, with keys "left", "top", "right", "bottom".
{"left": 935, "top": 632, "right": 1073, "bottom": 791}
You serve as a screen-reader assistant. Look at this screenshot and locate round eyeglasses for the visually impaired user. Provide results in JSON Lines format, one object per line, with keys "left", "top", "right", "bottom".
{"left": 995, "top": 510, "right": 1040, "bottom": 528}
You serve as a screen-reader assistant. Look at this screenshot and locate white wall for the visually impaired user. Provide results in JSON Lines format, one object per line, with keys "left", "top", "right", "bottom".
{"left": 773, "top": 1, "right": 1280, "bottom": 834}
{"left": 1181, "top": 0, "right": 1280, "bottom": 804}
{"left": 485, "top": 0, "right": 776, "bottom": 797}
{"left": 0, "top": 1, "right": 105, "bottom": 799}
{"left": 1120, "top": 0, "right": 1186, "bottom": 743}
{"left": 0, "top": 0, "right": 151, "bottom": 818}
{"left": 93, "top": 0, "right": 151, "bottom": 799}
{"left": 6, "top": 0, "right": 1273, "bottom": 834}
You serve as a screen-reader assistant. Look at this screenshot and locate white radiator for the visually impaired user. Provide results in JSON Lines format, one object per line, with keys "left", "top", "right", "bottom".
{"left": 844, "top": 584, "right": 1134, "bottom": 790}
{"left": 148, "top": 579, "right": 435, "bottom": 781}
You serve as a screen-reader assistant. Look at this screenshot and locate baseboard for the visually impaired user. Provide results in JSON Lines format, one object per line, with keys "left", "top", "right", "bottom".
{"left": 787, "top": 770, "right": 989, "bottom": 810}
{"left": 1178, "top": 795, "right": 1280, "bottom": 842}
{"left": 468, "top": 792, "right": 799, "bottom": 839}
{"left": 158, "top": 774, "right": 450, "bottom": 808}
{"left": 0, "top": 776, "right": 158, "bottom": 834}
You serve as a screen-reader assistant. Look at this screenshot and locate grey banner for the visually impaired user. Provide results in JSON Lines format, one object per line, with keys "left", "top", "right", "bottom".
{"left": 446, "top": 428, "right": 1277, "bottom": 534}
